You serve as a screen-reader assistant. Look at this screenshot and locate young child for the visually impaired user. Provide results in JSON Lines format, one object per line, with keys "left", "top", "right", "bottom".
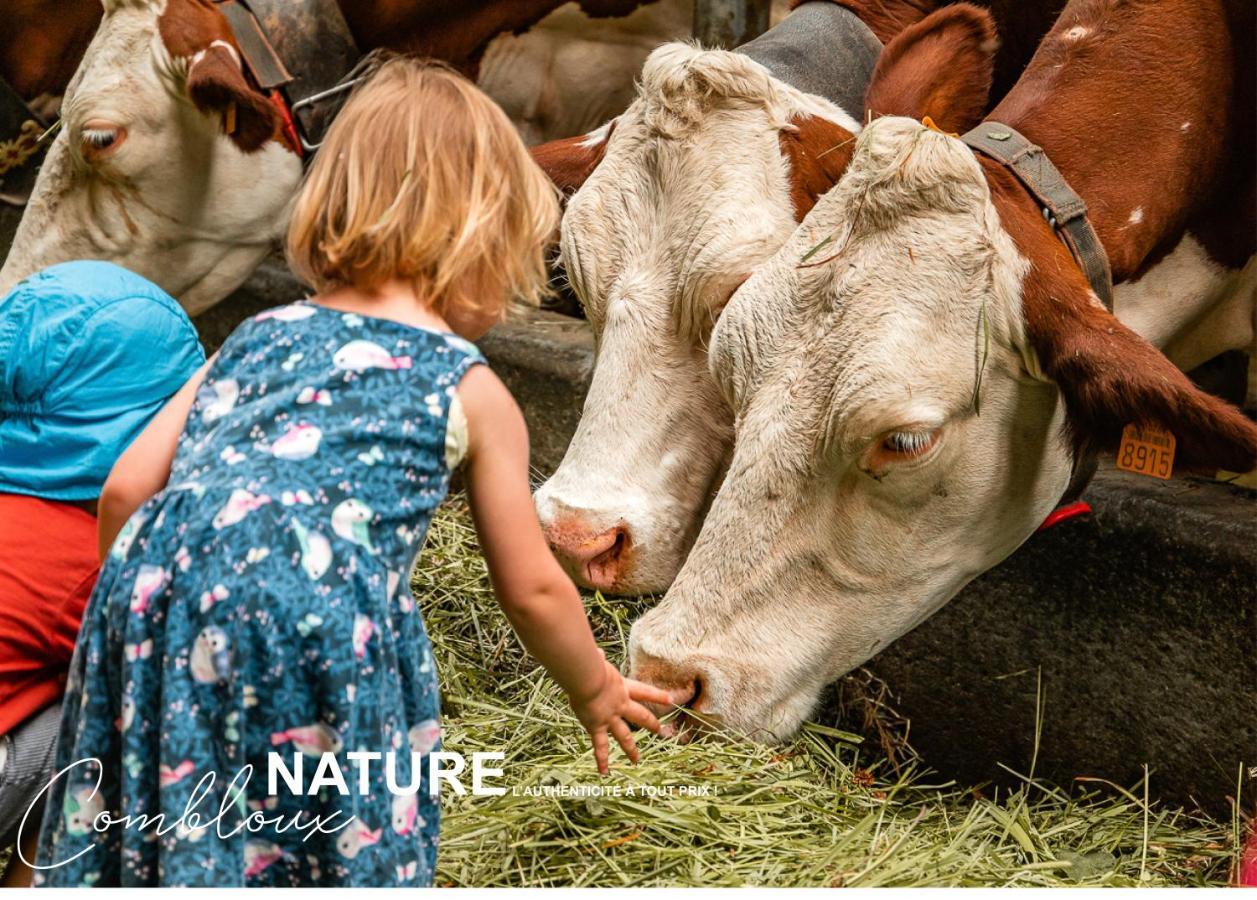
{"left": 0, "top": 260, "right": 205, "bottom": 886}
{"left": 34, "top": 59, "right": 670, "bottom": 887}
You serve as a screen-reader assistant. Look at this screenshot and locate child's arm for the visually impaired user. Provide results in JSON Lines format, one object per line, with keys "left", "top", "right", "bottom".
{"left": 97, "top": 357, "right": 214, "bottom": 559}
{"left": 459, "top": 365, "right": 673, "bottom": 774}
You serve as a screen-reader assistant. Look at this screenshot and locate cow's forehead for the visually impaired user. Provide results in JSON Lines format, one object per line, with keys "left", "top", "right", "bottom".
{"left": 562, "top": 101, "right": 797, "bottom": 299}
{"left": 63, "top": 5, "right": 163, "bottom": 111}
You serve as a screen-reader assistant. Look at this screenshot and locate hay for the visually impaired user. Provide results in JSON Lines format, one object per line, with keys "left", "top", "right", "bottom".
{"left": 414, "top": 497, "right": 1241, "bottom": 887}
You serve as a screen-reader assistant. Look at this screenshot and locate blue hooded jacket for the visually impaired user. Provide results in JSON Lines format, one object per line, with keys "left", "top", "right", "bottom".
{"left": 0, "top": 261, "right": 205, "bottom": 501}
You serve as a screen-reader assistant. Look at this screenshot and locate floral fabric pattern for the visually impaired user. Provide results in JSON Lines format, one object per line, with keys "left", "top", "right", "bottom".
{"left": 35, "top": 302, "right": 483, "bottom": 887}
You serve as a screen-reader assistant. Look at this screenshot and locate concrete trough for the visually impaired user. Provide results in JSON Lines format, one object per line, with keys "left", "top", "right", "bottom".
{"left": 1, "top": 206, "right": 1252, "bottom": 813}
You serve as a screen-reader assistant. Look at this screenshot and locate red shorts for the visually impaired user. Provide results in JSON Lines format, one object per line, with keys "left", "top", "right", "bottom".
{"left": 0, "top": 493, "right": 99, "bottom": 735}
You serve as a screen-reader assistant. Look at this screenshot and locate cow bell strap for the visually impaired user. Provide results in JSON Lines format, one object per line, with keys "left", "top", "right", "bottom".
{"left": 0, "top": 74, "right": 50, "bottom": 204}
{"left": 212, "top": 0, "right": 363, "bottom": 158}
{"left": 961, "top": 122, "right": 1114, "bottom": 310}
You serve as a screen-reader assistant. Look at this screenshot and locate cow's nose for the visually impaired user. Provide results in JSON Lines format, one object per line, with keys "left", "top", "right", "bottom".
{"left": 544, "top": 520, "right": 633, "bottom": 591}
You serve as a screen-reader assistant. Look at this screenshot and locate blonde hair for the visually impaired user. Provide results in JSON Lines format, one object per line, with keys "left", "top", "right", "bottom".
{"left": 286, "top": 57, "right": 559, "bottom": 319}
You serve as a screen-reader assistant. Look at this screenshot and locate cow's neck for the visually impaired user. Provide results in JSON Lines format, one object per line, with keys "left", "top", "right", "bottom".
{"left": 338, "top": 0, "right": 645, "bottom": 74}
{"left": 987, "top": 0, "right": 1250, "bottom": 283}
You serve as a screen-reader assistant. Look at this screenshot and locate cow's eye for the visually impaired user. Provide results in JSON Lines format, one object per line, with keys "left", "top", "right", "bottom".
{"left": 863, "top": 426, "right": 942, "bottom": 474}
{"left": 80, "top": 120, "right": 126, "bottom": 160}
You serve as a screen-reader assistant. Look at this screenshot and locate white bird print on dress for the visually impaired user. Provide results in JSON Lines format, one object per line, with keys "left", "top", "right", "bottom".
{"left": 200, "top": 378, "right": 239, "bottom": 423}
{"left": 212, "top": 490, "right": 271, "bottom": 530}
{"left": 129, "top": 565, "right": 169, "bottom": 614}
{"left": 408, "top": 719, "right": 441, "bottom": 755}
{"left": 336, "top": 822, "right": 383, "bottom": 859}
{"left": 190, "top": 626, "right": 232, "bottom": 684}
{"left": 333, "top": 340, "right": 412, "bottom": 372}
{"left": 269, "top": 423, "right": 323, "bottom": 461}
{"left": 331, "top": 499, "right": 378, "bottom": 554}
{"left": 269, "top": 722, "right": 343, "bottom": 756}
{"left": 291, "top": 519, "right": 332, "bottom": 580}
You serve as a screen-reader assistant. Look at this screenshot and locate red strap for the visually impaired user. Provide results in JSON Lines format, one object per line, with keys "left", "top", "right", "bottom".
{"left": 268, "top": 89, "right": 303, "bottom": 158}
{"left": 1037, "top": 500, "right": 1092, "bottom": 532}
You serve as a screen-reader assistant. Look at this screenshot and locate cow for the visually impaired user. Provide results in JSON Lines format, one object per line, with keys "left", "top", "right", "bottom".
{"left": 626, "top": 0, "right": 1257, "bottom": 741}
{"left": 531, "top": 0, "right": 1067, "bottom": 595}
{"left": 0, "top": 0, "right": 668, "bottom": 310}
{"left": 479, "top": 0, "right": 694, "bottom": 146}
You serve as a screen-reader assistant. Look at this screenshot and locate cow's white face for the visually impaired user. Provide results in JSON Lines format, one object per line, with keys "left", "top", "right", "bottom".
{"left": 628, "top": 118, "right": 1076, "bottom": 738}
{"left": 535, "top": 43, "right": 859, "bottom": 594}
{"left": 0, "top": 0, "right": 301, "bottom": 313}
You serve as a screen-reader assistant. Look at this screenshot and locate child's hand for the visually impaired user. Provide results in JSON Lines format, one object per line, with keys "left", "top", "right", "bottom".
{"left": 570, "top": 654, "right": 675, "bottom": 775}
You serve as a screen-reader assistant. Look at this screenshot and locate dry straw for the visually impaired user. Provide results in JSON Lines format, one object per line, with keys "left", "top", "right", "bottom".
{"left": 413, "top": 498, "right": 1241, "bottom": 887}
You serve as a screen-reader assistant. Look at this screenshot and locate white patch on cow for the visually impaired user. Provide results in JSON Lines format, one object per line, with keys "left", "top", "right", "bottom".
{"left": 1062, "top": 25, "right": 1091, "bottom": 41}
{"left": 1114, "top": 235, "right": 1254, "bottom": 372}
{"left": 579, "top": 120, "right": 614, "bottom": 148}
{"left": 536, "top": 41, "right": 861, "bottom": 593}
{"left": 0, "top": 3, "right": 303, "bottom": 312}
{"left": 1127, "top": 207, "right": 1144, "bottom": 225}
{"left": 1180, "top": 121, "right": 1192, "bottom": 132}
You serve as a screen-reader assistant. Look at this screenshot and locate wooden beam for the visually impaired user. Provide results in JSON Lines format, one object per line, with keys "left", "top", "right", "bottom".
{"left": 693, "top": 0, "right": 771, "bottom": 49}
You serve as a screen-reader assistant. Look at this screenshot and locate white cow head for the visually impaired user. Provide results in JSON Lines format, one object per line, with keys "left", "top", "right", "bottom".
{"left": 531, "top": 6, "right": 997, "bottom": 594}
{"left": 627, "top": 112, "right": 1257, "bottom": 740}
{"left": 0, "top": 0, "right": 301, "bottom": 313}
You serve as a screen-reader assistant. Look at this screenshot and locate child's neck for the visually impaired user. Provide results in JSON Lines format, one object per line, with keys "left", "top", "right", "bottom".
{"left": 312, "top": 280, "right": 454, "bottom": 335}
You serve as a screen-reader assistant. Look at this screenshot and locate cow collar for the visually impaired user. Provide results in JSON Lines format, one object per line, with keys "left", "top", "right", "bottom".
{"left": 211, "top": 0, "right": 365, "bottom": 160}
{"left": 961, "top": 122, "right": 1115, "bottom": 310}
{"left": 0, "top": 74, "right": 52, "bottom": 206}
{"left": 736, "top": 2, "right": 882, "bottom": 120}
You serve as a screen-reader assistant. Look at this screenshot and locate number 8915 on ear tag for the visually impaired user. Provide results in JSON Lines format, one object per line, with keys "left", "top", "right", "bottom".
{"left": 1116, "top": 423, "right": 1176, "bottom": 479}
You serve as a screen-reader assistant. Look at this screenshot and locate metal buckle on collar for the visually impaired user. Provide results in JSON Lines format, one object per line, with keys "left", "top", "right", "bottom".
{"left": 288, "top": 57, "right": 375, "bottom": 154}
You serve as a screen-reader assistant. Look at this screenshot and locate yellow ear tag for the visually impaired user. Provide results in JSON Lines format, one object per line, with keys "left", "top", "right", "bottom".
{"left": 921, "top": 116, "right": 958, "bottom": 138}
{"left": 224, "top": 101, "right": 238, "bottom": 136}
{"left": 1116, "top": 423, "right": 1176, "bottom": 479}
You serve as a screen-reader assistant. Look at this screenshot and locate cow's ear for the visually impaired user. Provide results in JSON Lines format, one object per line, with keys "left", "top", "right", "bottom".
{"left": 530, "top": 121, "right": 615, "bottom": 198}
{"left": 779, "top": 116, "right": 857, "bottom": 220}
{"left": 186, "top": 43, "right": 282, "bottom": 153}
{"left": 863, "top": 2, "right": 997, "bottom": 135}
{"left": 1021, "top": 236, "right": 1257, "bottom": 474}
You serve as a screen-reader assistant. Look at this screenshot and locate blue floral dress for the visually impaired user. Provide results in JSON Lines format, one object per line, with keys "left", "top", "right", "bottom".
{"left": 34, "top": 301, "right": 483, "bottom": 887}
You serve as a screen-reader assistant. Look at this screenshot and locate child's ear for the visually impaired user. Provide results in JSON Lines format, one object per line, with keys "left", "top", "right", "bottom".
{"left": 863, "top": 3, "right": 998, "bottom": 135}
{"left": 1021, "top": 231, "right": 1257, "bottom": 474}
{"left": 530, "top": 120, "right": 616, "bottom": 199}
{"left": 186, "top": 43, "right": 282, "bottom": 153}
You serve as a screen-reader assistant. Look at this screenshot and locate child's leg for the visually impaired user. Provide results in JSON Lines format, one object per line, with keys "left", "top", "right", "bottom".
{"left": 0, "top": 703, "right": 61, "bottom": 887}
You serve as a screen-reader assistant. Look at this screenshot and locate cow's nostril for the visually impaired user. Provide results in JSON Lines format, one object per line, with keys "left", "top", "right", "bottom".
{"left": 586, "top": 525, "right": 629, "bottom": 583}
{"left": 544, "top": 520, "right": 633, "bottom": 590}
{"left": 681, "top": 678, "right": 703, "bottom": 710}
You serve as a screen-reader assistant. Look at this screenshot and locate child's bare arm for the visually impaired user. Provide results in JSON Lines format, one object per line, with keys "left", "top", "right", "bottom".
{"left": 97, "top": 357, "right": 213, "bottom": 558}
{"left": 459, "top": 365, "right": 672, "bottom": 772}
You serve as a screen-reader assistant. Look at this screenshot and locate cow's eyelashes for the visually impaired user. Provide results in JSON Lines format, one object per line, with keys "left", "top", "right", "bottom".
{"left": 80, "top": 120, "right": 126, "bottom": 159}
{"left": 884, "top": 430, "right": 937, "bottom": 456}
{"left": 862, "top": 426, "right": 943, "bottom": 475}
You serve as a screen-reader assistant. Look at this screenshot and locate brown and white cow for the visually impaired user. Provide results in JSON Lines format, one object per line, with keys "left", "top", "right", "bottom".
{"left": 0, "top": 0, "right": 664, "bottom": 310}
{"left": 627, "top": 0, "right": 1257, "bottom": 739}
{"left": 532, "top": 0, "right": 1067, "bottom": 594}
